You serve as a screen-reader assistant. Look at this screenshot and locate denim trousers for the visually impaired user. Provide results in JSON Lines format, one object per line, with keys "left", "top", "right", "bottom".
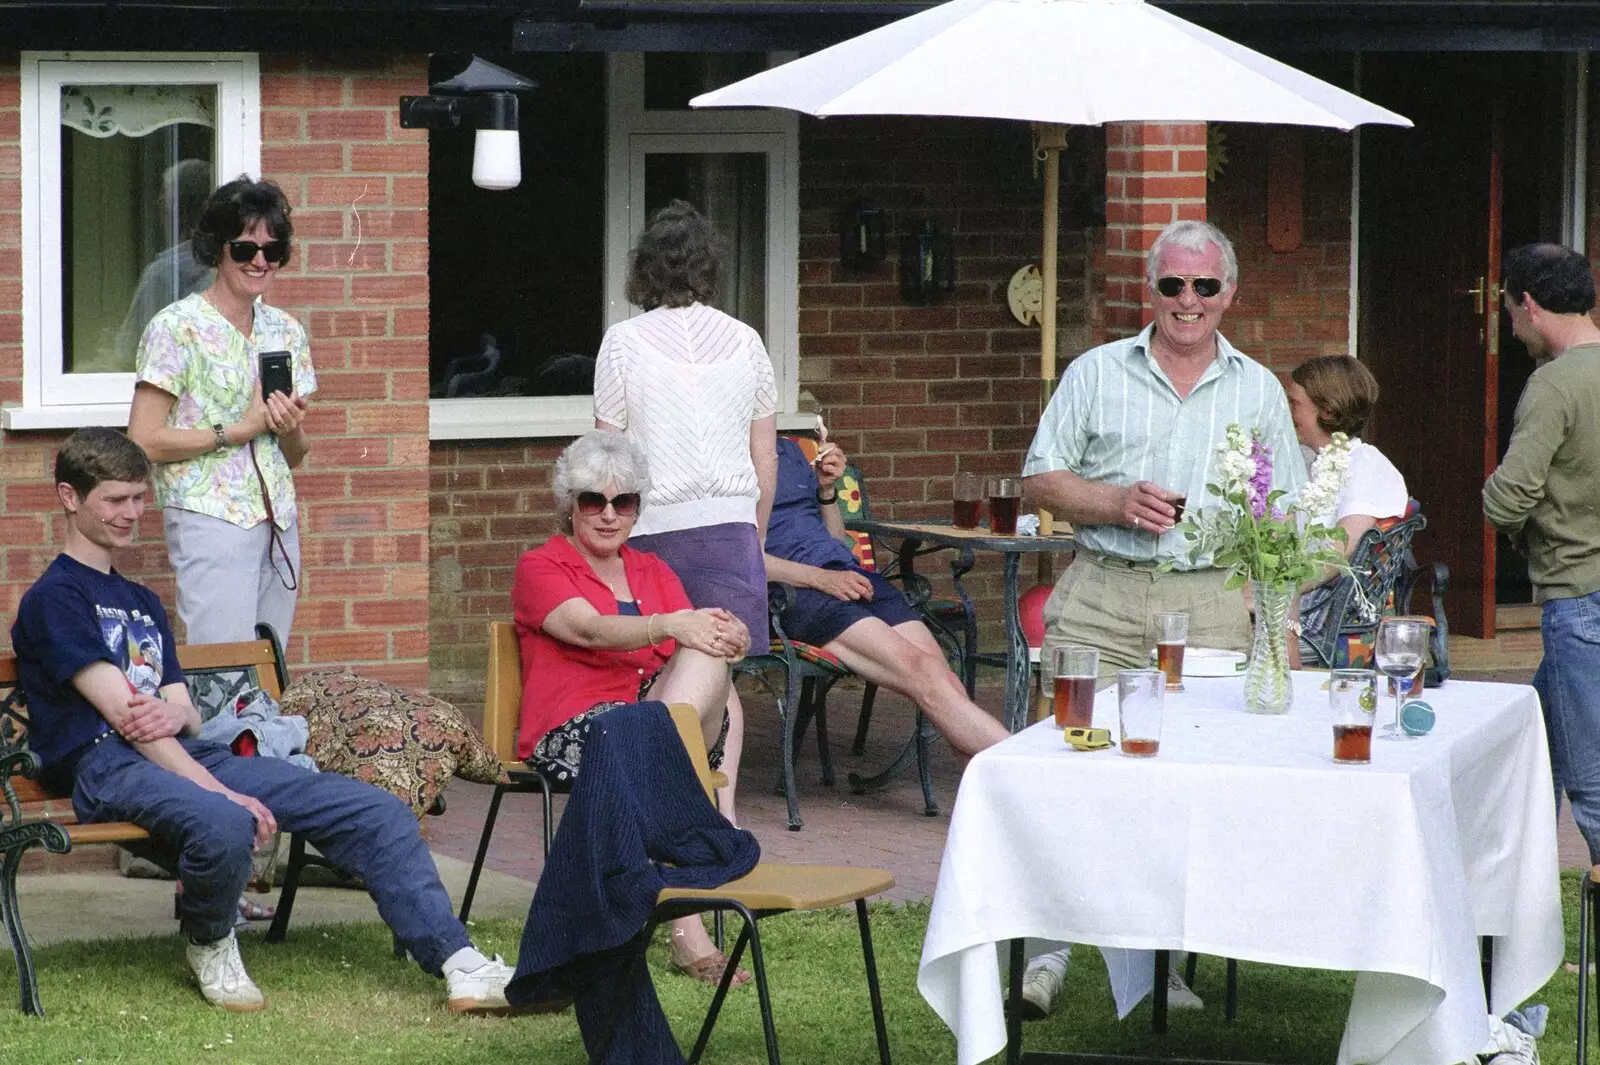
{"left": 72, "top": 737, "right": 471, "bottom": 973}
{"left": 1534, "top": 589, "right": 1600, "bottom": 864}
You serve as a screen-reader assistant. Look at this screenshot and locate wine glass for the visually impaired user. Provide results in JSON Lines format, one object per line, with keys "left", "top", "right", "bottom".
{"left": 1374, "top": 617, "right": 1428, "bottom": 741}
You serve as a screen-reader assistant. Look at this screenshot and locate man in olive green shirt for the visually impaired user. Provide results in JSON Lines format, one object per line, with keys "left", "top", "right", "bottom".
{"left": 1484, "top": 242, "right": 1600, "bottom": 862}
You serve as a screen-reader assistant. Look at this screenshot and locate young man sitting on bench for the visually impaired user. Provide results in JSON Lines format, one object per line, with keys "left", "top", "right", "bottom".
{"left": 10, "top": 427, "right": 514, "bottom": 1014}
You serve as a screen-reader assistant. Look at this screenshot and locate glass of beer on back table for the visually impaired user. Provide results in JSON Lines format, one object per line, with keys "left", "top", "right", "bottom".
{"left": 988, "top": 476, "right": 1022, "bottom": 535}
{"left": 953, "top": 472, "right": 983, "bottom": 529}
{"left": 1329, "top": 668, "right": 1377, "bottom": 764}
{"left": 1117, "top": 668, "right": 1164, "bottom": 757}
{"left": 1052, "top": 645, "right": 1099, "bottom": 728}
{"left": 1154, "top": 612, "right": 1188, "bottom": 692}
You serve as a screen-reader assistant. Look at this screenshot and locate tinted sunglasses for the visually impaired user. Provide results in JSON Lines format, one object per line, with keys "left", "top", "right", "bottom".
{"left": 226, "top": 239, "right": 291, "bottom": 266}
{"left": 1155, "top": 275, "right": 1224, "bottom": 298}
{"left": 576, "top": 491, "right": 641, "bottom": 517}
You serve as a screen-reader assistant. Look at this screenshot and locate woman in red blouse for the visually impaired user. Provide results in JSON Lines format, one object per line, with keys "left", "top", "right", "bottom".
{"left": 512, "top": 430, "right": 751, "bottom": 985}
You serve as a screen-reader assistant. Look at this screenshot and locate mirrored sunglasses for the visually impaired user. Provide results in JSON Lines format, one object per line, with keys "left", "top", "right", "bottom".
{"left": 576, "top": 491, "right": 641, "bottom": 517}
{"left": 1155, "top": 275, "right": 1224, "bottom": 299}
{"left": 226, "top": 239, "right": 291, "bottom": 266}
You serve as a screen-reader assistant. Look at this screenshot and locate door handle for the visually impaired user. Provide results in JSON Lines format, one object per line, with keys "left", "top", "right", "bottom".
{"left": 1458, "top": 276, "right": 1487, "bottom": 315}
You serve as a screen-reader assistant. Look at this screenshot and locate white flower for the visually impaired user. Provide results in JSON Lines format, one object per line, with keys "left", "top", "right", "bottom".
{"left": 1213, "top": 424, "right": 1256, "bottom": 500}
{"left": 1298, "top": 431, "right": 1352, "bottom": 526}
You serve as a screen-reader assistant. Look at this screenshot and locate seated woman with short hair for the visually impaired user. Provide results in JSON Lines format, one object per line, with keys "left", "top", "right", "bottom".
{"left": 1286, "top": 355, "right": 1409, "bottom": 665}
{"left": 512, "top": 430, "right": 752, "bottom": 986}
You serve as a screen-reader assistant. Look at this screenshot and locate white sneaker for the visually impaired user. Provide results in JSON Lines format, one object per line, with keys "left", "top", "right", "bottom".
{"left": 186, "top": 931, "right": 266, "bottom": 1012}
{"left": 1479, "top": 1016, "right": 1539, "bottom": 1065}
{"left": 1165, "top": 970, "right": 1204, "bottom": 1011}
{"left": 1019, "top": 961, "right": 1064, "bottom": 1020}
{"left": 446, "top": 954, "right": 515, "bottom": 1015}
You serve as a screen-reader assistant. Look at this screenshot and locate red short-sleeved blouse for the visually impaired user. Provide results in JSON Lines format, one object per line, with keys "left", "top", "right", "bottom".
{"left": 510, "top": 535, "right": 693, "bottom": 759}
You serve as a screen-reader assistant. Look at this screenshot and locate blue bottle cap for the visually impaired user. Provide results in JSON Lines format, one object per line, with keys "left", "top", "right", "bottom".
{"left": 1400, "top": 700, "right": 1435, "bottom": 736}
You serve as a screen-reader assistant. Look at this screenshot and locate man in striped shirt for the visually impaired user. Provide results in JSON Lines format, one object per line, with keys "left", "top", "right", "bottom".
{"left": 1014, "top": 219, "right": 1304, "bottom": 1017}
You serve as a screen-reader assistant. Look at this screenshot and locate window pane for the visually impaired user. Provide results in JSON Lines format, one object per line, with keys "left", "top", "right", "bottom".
{"left": 60, "top": 83, "right": 216, "bottom": 374}
{"left": 643, "top": 53, "right": 766, "bottom": 111}
{"left": 644, "top": 152, "right": 767, "bottom": 337}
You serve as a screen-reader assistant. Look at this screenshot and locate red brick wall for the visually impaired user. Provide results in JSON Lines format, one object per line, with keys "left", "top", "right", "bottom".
{"left": 1207, "top": 124, "right": 1354, "bottom": 371}
{"left": 425, "top": 116, "right": 1099, "bottom": 710}
{"left": 0, "top": 56, "right": 432, "bottom": 690}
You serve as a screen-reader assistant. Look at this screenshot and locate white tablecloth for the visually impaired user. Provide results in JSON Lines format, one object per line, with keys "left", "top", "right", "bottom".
{"left": 918, "top": 672, "right": 1563, "bottom": 1065}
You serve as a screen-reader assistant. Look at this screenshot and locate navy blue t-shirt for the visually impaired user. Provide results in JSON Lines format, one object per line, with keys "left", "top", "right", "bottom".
{"left": 11, "top": 554, "right": 184, "bottom": 778}
{"left": 765, "top": 437, "right": 858, "bottom": 570}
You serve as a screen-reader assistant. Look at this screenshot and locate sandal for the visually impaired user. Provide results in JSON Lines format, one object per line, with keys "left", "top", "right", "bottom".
{"left": 671, "top": 949, "right": 752, "bottom": 988}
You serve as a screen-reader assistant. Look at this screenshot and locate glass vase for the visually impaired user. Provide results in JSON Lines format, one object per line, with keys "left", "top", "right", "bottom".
{"left": 1244, "top": 579, "right": 1295, "bottom": 715}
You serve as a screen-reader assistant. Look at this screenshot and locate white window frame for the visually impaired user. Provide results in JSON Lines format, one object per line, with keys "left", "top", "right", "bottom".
{"left": 429, "top": 51, "right": 805, "bottom": 441}
{"left": 4, "top": 51, "right": 260, "bottom": 431}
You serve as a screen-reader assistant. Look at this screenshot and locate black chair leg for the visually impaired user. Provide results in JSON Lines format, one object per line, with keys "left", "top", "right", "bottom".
{"left": 814, "top": 683, "right": 837, "bottom": 787}
{"left": 264, "top": 833, "right": 306, "bottom": 944}
{"left": 1, "top": 848, "right": 43, "bottom": 1016}
{"left": 538, "top": 774, "right": 554, "bottom": 857}
{"left": 689, "top": 911, "right": 757, "bottom": 1065}
{"left": 1183, "top": 951, "right": 1197, "bottom": 985}
{"left": 745, "top": 914, "right": 781, "bottom": 1065}
{"left": 856, "top": 899, "right": 892, "bottom": 1065}
{"left": 853, "top": 683, "right": 878, "bottom": 755}
{"left": 775, "top": 668, "right": 805, "bottom": 830}
{"left": 1481, "top": 935, "right": 1494, "bottom": 1004}
{"left": 914, "top": 710, "right": 938, "bottom": 817}
{"left": 458, "top": 783, "right": 508, "bottom": 924}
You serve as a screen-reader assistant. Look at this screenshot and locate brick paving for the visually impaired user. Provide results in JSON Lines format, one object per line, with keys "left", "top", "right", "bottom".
{"left": 424, "top": 664, "right": 1593, "bottom": 905}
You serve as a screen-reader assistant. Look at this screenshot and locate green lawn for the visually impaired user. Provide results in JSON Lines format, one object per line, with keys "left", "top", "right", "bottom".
{"left": 0, "top": 875, "right": 1589, "bottom": 1065}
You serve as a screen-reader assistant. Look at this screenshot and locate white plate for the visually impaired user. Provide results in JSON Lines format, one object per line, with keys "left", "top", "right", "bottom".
{"left": 1183, "top": 647, "right": 1246, "bottom": 677}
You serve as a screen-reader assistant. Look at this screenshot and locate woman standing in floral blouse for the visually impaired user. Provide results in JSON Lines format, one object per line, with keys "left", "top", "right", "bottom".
{"left": 128, "top": 176, "right": 315, "bottom": 647}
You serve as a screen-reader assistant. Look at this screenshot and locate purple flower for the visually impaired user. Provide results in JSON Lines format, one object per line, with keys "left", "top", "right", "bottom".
{"left": 1247, "top": 435, "right": 1273, "bottom": 519}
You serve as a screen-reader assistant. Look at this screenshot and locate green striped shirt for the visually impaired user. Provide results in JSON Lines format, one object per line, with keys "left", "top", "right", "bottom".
{"left": 1023, "top": 325, "right": 1304, "bottom": 568}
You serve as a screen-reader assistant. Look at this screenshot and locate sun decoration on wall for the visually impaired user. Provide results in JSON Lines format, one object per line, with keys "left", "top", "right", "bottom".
{"left": 1207, "top": 125, "right": 1229, "bottom": 182}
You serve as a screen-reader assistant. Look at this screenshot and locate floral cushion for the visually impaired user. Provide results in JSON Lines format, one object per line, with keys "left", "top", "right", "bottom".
{"left": 284, "top": 669, "right": 509, "bottom": 817}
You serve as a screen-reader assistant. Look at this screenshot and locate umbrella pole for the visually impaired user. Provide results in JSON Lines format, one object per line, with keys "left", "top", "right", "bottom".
{"left": 1034, "top": 123, "right": 1067, "bottom": 582}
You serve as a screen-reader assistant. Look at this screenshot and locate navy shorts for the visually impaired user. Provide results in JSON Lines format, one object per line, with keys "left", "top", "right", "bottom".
{"left": 628, "top": 522, "right": 769, "bottom": 646}
{"left": 785, "top": 566, "right": 921, "bottom": 647}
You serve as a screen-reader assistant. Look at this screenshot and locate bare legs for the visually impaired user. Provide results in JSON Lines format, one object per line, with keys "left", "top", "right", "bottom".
{"left": 641, "top": 646, "right": 745, "bottom": 972}
{"left": 826, "top": 618, "right": 1010, "bottom": 755}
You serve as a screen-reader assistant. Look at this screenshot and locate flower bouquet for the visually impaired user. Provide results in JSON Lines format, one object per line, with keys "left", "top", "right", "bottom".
{"left": 1171, "top": 425, "right": 1352, "bottom": 713}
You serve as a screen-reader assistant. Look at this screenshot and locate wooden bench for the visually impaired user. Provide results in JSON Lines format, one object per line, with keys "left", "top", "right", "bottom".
{"left": 0, "top": 626, "right": 288, "bottom": 1017}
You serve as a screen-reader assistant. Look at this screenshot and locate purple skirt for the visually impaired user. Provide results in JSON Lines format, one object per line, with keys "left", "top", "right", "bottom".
{"left": 628, "top": 522, "right": 769, "bottom": 646}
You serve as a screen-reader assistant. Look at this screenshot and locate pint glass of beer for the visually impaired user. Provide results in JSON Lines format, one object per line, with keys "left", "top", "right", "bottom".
{"left": 1051, "top": 645, "right": 1099, "bottom": 728}
{"left": 1154, "top": 612, "right": 1188, "bottom": 692}
{"left": 1116, "top": 668, "right": 1164, "bottom": 757}
{"left": 1330, "top": 668, "right": 1377, "bottom": 764}
{"left": 953, "top": 472, "right": 983, "bottom": 529}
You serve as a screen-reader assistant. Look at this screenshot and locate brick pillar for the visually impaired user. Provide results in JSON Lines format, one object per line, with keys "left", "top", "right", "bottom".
{"left": 1100, "top": 122, "right": 1209, "bottom": 341}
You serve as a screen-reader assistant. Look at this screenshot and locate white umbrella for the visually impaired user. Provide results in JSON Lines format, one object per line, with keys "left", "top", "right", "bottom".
{"left": 693, "top": 0, "right": 1411, "bottom": 532}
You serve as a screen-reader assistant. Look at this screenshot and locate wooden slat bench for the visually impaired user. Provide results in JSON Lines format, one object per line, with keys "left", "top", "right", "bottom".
{"left": 0, "top": 624, "right": 288, "bottom": 1017}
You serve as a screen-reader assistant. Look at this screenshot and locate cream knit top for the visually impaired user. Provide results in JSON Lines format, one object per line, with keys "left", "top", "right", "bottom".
{"left": 593, "top": 303, "right": 778, "bottom": 536}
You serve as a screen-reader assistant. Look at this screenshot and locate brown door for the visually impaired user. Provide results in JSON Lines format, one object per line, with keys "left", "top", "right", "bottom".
{"left": 1358, "top": 55, "right": 1502, "bottom": 638}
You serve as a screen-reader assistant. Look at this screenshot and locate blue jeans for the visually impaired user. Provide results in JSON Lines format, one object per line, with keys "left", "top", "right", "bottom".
{"left": 1534, "top": 590, "right": 1600, "bottom": 863}
{"left": 72, "top": 737, "right": 470, "bottom": 973}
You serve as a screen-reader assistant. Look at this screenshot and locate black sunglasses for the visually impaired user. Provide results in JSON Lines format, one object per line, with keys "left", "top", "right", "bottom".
{"left": 576, "top": 491, "right": 641, "bottom": 517}
{"left": 1155, "top": 275, "right": 1224, "bottom": 299}
{"left": 226, "top": 239, "right": 291, "bottom": 266}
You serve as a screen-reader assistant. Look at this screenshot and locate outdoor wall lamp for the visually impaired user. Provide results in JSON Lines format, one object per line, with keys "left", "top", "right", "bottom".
{"left": 899, "top": 219, "right": 955, "bottom": 304}
{"left": 398, "top": 56, "right": 537, "bottom": 191}
{"left": 838, "top": 200, "right": 887, "bottom": 269}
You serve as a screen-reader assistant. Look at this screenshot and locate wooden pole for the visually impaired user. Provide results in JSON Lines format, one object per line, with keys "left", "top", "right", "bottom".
{"left": 1034, "top": 123, "right": 1067, "bottom": 586}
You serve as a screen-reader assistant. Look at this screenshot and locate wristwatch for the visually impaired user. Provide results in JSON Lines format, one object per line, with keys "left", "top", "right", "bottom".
{"left": 817, "top": 488, "right": 839, "bottom": 504}
{"left": 212, "top": 423, "right": 227, "bottom": 452}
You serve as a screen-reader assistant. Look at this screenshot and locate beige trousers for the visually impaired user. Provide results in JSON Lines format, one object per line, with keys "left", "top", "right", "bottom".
{"left": 1041, "top": 551, "right": 1250, "bottom": 687}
